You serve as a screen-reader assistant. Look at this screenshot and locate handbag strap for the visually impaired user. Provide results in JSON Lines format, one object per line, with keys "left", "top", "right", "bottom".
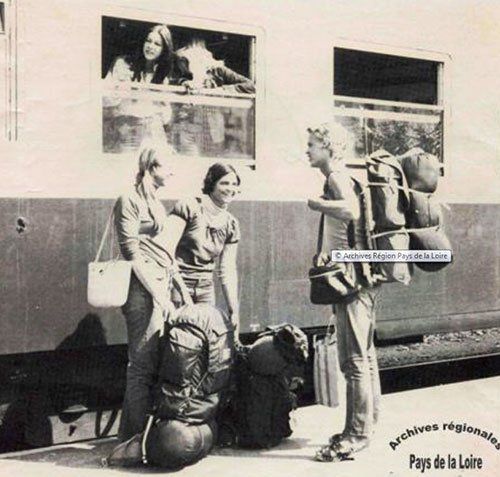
{"left": 316, "top": 214, "right": 325, "bottom": 255}
{"left": 141, "top": 414, "right": 155, "bottom": 465}
{"left": 326, "top": 313, "right": 335, "bottom": 336}
{"left": 94, "top": 209, "right": 115, "bottom": 263}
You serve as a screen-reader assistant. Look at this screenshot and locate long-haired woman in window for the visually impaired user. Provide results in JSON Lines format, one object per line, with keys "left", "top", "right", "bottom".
{"left": 114, "top": 144, "right": 189, "bottom": 441}
{"left": 107, "top": 24, "right": 182, "bottom": 85}
{"left": 165, "top": 163, "right": 242, "bottom": 338}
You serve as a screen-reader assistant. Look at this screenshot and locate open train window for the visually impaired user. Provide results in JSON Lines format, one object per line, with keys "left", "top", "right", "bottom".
{"left": 101, "top": 13, "right": 258, "bottom": 165}
{"left": 333, "top": 45, "right": 448, "bottom": 169}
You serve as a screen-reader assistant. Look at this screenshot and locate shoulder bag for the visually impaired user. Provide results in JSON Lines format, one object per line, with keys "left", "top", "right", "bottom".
{"left": 308, "top": 214, "right": 360, "bottom": 305}
{"left": 87, "top": 209, "right": 132, "bottom": 308}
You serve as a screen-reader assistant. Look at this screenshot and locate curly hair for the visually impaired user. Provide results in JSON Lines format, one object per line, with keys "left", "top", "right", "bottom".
{"left": 307, "top": 122, "right": 354, "bottom": 157}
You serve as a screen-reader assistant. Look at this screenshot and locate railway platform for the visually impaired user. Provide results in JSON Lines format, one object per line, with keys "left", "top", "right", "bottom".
{"left": 1, "top": 376, "right": 499, "bottom": 477}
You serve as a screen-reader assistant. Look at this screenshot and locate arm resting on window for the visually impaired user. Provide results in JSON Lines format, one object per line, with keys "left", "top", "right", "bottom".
{"left": 212, "top": 65, "right": 255, "bottom": 94}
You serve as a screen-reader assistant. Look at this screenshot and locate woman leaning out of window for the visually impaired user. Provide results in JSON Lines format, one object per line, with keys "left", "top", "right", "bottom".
{"left": 106, "top": 24, "right": 183, "bottom": 85}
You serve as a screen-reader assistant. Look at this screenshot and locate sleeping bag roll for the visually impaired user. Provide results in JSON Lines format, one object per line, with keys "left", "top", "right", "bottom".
{"left": 145, "top": 419, "right": 216, "bottom": 469}
{"left": 406, "top": 192, "right": 443, "bottom": 229}
{"left": 398, "top": 148, "right": 441, "bottom": 193}
{"left": 409, "top": 227, "right": 452, "bottom": 271}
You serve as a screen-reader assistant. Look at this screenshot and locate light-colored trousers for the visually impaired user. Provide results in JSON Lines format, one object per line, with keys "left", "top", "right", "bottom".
{"left": 334, "top": 287, "right": 381, "bottom": 438}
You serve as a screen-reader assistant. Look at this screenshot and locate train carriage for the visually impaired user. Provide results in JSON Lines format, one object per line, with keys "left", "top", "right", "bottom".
{"left": 0, "top": 0, "right": 499, "bottom": 451}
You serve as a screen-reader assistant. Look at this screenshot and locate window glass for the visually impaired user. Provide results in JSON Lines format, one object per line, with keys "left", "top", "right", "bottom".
{"left": 101, "top": 15, "right": 257, "bottom": 163}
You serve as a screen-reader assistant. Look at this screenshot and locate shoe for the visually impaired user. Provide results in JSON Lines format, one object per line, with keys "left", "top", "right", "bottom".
{"left": 314, "top": 436, "right": 369, "bottom": 463}
{"left": 314, "top": 443, "right": 353, "bottom": 463}
{"left": 328, "top": 433, "right": 344, "bottom": 446}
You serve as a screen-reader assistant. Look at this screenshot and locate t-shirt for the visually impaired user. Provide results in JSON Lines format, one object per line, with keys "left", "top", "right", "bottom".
{"left": 114, "top": 187, "right": 171, "bottom": 268}
{"left": 321, "top": 172, "right": 365, "bottom": 252}
{"left": 170, "top": 197, "right": 240, "bottom": 280}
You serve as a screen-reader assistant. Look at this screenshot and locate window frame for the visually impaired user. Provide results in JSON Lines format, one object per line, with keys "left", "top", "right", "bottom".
{"left": 1, "top": 0, "right": 17, "bottom": 141}
{"left": 98, "top": 5, "right": 263, "bottom": 168}
{"left": 332, "top": 39, "right": 451, "bottom": 176}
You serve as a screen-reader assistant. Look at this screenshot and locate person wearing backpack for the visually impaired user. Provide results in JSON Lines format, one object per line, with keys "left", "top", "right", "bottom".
{"left": 306, "top": 122, "right": 381, "bottom": 462}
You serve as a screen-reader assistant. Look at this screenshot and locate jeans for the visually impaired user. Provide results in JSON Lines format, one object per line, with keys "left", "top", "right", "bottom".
{"left": 334, "top": 287, "right": 381, "bottom": 438}
{"left": 118, "top": 267, "right": 169, "bottom": 442}
{"left": 172, "top": 276, "right": 216, "bottom": 306}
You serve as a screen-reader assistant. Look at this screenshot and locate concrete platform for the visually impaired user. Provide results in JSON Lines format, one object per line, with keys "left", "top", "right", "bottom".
{"left": 1, "top": 377, "right": 499, "bottom": 477}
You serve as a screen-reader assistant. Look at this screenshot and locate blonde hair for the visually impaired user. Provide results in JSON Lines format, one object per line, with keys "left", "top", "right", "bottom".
{"left": 135, "top": 146, "right": 168, "bottom": 233}
{"left": 307, "top": 122, "right": 354, "bottom": 159}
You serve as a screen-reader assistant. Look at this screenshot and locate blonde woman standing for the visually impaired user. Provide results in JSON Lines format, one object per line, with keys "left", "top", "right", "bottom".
{"left": 114, "top": 145, "right": 189, "bottom": 441}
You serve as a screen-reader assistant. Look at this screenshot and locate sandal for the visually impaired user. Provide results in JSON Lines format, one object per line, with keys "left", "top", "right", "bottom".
{"left": 328, "top": 433, "right": 344, "bottom": 446}
{"left": 314, "top": 442, "right": 354, "bottom": 463}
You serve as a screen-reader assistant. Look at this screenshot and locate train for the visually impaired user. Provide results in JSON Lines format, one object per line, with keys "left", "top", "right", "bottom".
{"left": 0, "top": 0, "right": 499, "bottom": 451}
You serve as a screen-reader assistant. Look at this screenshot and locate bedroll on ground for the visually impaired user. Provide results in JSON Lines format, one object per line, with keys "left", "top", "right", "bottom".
{"left": 145, "top": 419, "right": 216, "bottom": 469}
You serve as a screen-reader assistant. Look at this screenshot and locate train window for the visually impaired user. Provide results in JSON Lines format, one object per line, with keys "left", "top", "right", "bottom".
{"left": 333, "top": 46, "right": 447, "bottom": 166}
{"left": 101, "top": 14, "right": 257, "bottom": 164}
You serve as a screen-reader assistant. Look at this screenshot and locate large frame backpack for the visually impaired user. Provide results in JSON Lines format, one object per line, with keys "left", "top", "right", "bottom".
{"left": 155, "top": 303, "right": 236, "bottom": 424}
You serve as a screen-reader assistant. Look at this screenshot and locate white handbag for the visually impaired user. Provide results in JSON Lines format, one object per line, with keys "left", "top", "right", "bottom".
{"left": 313, "top": 315, "right": 340, "bottom": 408}
{"left": 87, "top": 210, "right": 132, "bottom": 308}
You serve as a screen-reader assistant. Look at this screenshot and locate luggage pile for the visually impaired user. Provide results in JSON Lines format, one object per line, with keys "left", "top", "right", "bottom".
{"left": 105, "top": 303, "right": 235, "bottom": 470}
{"left": 218, "top": 324, "right": 309, "bottom": 449}
{"left": 363, "top": 147, "right": 451, "bottom": 284}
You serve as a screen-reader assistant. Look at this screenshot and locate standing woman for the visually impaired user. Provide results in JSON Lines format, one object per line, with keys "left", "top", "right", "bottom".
{"left": 106, "top": 24, "right": 182, "bottom": 85}
{"left": 114, "top": 145, "right": 188, "bottom": 441}
{"left": 165, "top": 163, "right": 241, "bottom": 335}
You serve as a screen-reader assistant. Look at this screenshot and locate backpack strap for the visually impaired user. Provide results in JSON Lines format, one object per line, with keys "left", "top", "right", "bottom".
{"left": 350, "top": 175, "right": 381, "bottom": 287}
{"left": 94, "top": 209, "right": 115, "bottom": 262}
